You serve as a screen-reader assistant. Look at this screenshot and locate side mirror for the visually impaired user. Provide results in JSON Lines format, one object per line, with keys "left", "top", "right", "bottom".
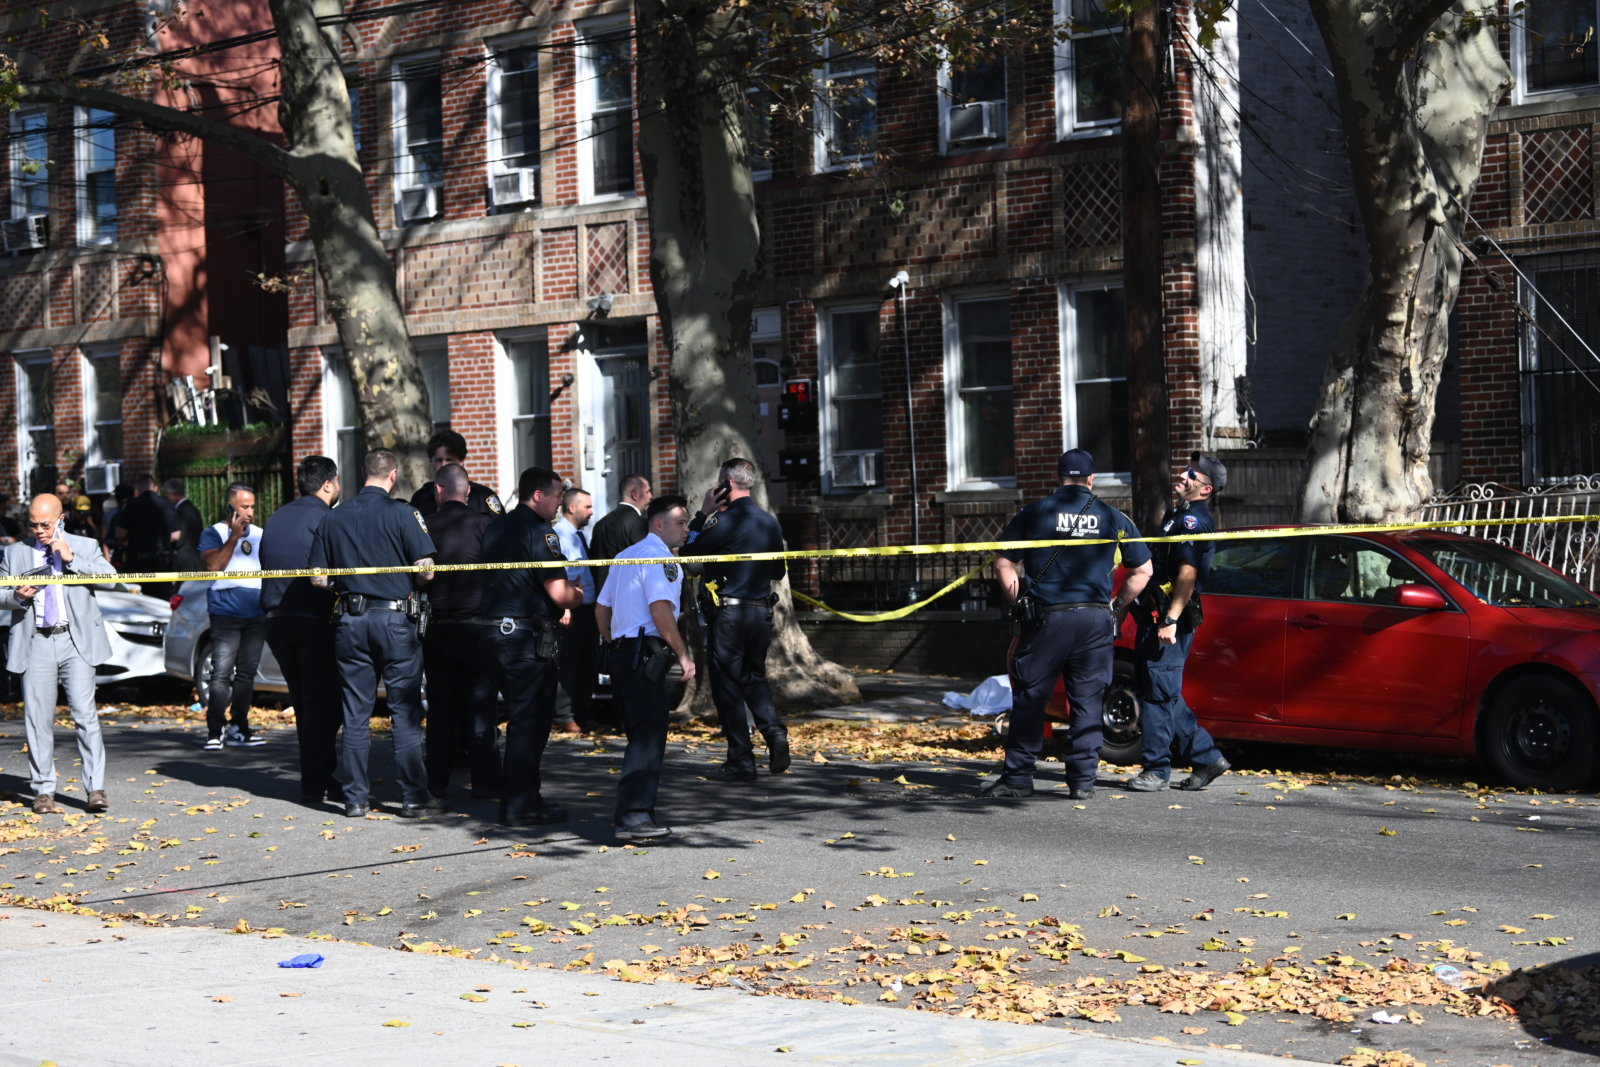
{"left": 1394, "top": 584, "right": 1448, "bottom": 610}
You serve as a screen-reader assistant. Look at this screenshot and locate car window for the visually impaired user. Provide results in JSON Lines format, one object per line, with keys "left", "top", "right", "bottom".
{"left": 1306, "top": 539, "right": 1427, "bottom": 605}
{"left": 1410, "top": 536, "right": 1600, "bottom": 609}
{"left": 1206, "top": 538, "right": 1294, "bottom": 597}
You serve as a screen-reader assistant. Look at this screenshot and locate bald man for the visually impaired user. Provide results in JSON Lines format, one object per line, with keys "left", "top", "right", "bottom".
{"left": 0, "top": 494, "right": 118, "bottom": 814}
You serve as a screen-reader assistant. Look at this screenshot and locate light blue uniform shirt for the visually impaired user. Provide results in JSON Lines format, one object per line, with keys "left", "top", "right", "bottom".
{"left": 597, "top": 531, "right": 682, "bottom": 639}
{"left": 553, "top": 516, "right": 596, "bottom": 602}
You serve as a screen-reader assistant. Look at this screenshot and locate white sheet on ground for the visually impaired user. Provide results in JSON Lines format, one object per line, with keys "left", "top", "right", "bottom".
{"left": 942, "top": 674, "right": 1012, "bottom": 715}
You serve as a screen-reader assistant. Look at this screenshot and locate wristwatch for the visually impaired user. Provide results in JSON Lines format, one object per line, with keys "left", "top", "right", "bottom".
{"left": 1159, "top": 616, "right": 1180, "bottom": 627}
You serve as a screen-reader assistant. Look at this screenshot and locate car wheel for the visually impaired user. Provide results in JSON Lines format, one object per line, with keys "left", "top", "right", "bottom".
{"left": 193, "top": 638, "right": 213, "bottom": 708}
{"left": 1098, "top": 658, "right": 1143, "bottom": 765}
{"left": 1482, "top": 675, "right": 1598, "bottom": 791}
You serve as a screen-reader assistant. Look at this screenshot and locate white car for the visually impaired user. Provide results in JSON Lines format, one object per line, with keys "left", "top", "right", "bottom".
{"left": 92, "top": 585, "right": 174, "bottom": 687}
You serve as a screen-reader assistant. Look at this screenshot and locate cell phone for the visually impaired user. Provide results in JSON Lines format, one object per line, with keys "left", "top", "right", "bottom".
{"left": 714, "top": 481, "right": 732, "bottom": 502}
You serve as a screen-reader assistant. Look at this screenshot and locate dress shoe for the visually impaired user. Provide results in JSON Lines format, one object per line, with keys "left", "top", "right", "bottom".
{"left": 1175, "top": 757, "right": 1231, "bottom": 791}
{"left": 85, "top": 790, "right": 109, "bottom": 813}
{"left": 1124, "top": 770, "right": 1170, "bottom": 792}
{"left": 32, "top": 793, "right": 63, "bottom": 814}
{"left": 977, "top": 778, "right": 1033, "bottom": 798}
{"left": 397, "top": 796, "right": 449, "bottom": 819}
{"left": 719, "top": 764, "right": 759, "bottom": 783}
{"left": 614, "top": 821, "right": 673, "bottom": 842}
{"left": 502, "top": 804, "right": 568, "bottom": 826}
{"left": 767, "top": 732, "right": 791, "bottom": 774}
{"left": 344, "top": 803, "right": 371, "bottom": 818}
{"left": 1068, "top": 785, "right": 1094, "bottom": 801}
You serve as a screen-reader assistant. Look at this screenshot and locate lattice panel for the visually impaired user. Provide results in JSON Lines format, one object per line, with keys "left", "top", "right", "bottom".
{"left": 1522, "top": 127, "right": 1594, "bottom": 225}
{"left": 1062, "top": 159, "right": 1122, "bottom": 247}
{"left": 947, "top": 511, "right": 1008, "bottom": 545}
{"left": 586, "top": 222, "right": 630, "bottom": 295}
{"left": 79, "top": 262, "right": 115, "bottom": 322}
{"left": 823, "top": 515, "right": 880, "bottom": 550}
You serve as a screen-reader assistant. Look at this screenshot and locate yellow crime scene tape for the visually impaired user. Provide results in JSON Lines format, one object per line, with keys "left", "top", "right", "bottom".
{"left": 3, "top": 513, "right": 1596, "bottom": 623}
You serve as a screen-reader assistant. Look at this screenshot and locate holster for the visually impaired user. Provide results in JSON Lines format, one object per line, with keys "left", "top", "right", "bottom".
{"left": 640, "top": 635, "right": 674, "bottom": 686}
{"left": 338, "top": 593, "right": 368, "bottom": 617}
{"left": 534, "top": 621, "right": 561, "bottom": 662}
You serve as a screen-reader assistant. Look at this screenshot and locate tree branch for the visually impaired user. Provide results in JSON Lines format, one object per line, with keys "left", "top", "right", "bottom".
{"left": 19, "top": 80, "right": 293, "bottom": 179}
{"left": 1383, "top": 0, "right": 1463, "bottom": 54}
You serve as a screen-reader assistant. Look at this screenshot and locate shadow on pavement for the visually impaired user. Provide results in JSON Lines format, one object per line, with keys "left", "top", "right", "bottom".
{"left": 1488, "top": 951, "right": 1600, "bottom": 1058}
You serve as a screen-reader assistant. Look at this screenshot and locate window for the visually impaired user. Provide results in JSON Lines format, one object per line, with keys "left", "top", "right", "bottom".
{"left": 820, "top": 306, "right": 883, "bottom": 490}
{"left": 345, "top": 67, "right": 363, "bottom": 157}
{"left": 418, "top": 343, "right": 450, "bottom": 432}
{"left": 1306, "top": 539, "right": 1430, "bottom": 605}
{"left": 10, "top": 107, "right": 50, "bottom": 219}
{"left": 578, "top": 24, "right": 634, "bottom": 200}
{"left": 1516, "top": 1, "right": 1599, "bottom": 98}
{"left": 1207, "top": 538, "right": 1294, "bottom": 598}
{"left": 1056, "top": 0, "right": 1123, "bottom": 136}
{"left": 83, "top": 348, "right": 123, "bottom": 466}
{"left": 814, "top": 37, "right": 877, "bottom": 170}
{"left": 76, "top": 108, "right": 118, "bottom": 244}
{"left": 940, "top": 52, "right": 1006, "bottom": 153}
{"left": 745, "top": 85, "right": 778, "bottom": 180}
{"left": 487, "top": 42, "right": 540, "bottom": 207}
{"left": 1061, "top": 283, "right": 1129, "bottom": 478}
{"left": 16, "top": 354, "right": 55, "bottom": 497}
{"left": 393, "top": 56, "right": 444, "bottom": 222}
{"left": 504, "top": 332, "right": 552, "bottom": 479}
{"left": 1518, "top": 253, "right": 1600, "bottom": 481}
{"left": 323, "top": 350, "right": 362, "bottom": 502}
{"left": 945, "top": 294, "right": 1014, "bottom": 487}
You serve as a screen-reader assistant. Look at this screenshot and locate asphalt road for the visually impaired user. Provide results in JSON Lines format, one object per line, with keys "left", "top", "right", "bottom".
{"left": 3, "top": 682, "right": 1597, "bottom": 1066}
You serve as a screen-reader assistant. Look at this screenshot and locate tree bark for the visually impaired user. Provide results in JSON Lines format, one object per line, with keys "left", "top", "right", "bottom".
{"left": 1298, "top": 2, "right": 1509, "bottom": 522}
{"left": 636, "top": 0, "right": 859, "bottom": 713}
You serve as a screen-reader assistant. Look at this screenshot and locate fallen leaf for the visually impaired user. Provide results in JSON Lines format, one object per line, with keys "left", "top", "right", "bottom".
{"left": 704, "top": 870, "right": 721, "bottom": 880}
{"left": 381, "top": 1019, "right": 410, "bottom": 1027}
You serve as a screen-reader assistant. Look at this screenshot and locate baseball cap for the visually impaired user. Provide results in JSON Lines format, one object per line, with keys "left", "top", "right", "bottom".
{"left": 1192, "top": 454, "right": 1228, "bottom": 493}
{"left": 73, "top": 494, "right": 92, "bottom": 511}
{"left": 1057, "top": 448, "right": 1095, "bottom": 478}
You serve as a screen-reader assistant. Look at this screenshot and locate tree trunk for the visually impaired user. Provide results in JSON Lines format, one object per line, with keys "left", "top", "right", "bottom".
{"left": 270, "top": 0, "right": 431, "bottom": 496}
{"left": 1298, "top": 2, "right": 1509, "bottom": 523}
{"left": 636, "top": 0, "right": 859, "bottom": 713}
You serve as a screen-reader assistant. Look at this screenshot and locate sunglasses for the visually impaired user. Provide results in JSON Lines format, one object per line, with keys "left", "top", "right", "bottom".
{"left": 1182, "top": 467, "right": 1213, "bottom": 487}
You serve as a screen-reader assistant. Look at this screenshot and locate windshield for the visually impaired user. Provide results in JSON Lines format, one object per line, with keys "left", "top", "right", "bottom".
{"left": 1410, "top": 537, "right": 1600, "bottom": 609}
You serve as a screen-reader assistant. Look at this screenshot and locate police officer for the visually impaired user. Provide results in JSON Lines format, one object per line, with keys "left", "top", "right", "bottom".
{"left": 1126, "top": 454, "right": 1231, "bottom": 792}
{"left": 422, "top": 463, "right": 499, "bottom": 799}
{"left": 260, "top": 455, "right": 343, "bottom": 804}
{"left": 983, "top": 448, "right": 1153, "bottom": 800}
{"left": 410, "top": 430, "right": 506, "bottom": 520}
{"left": 596, "top": 495, "right": 696, "bottom": 841}
{"left": 309, "top": 449, "right": 440, "bottom": 819}
{"left": 681, "top": 457, "right": 788, "bottom": 781}
{"left": 478, "top": 466, "right": 584, "bottom": 827}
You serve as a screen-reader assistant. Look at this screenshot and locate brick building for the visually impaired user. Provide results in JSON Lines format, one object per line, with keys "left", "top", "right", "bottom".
{"left": 0, "top": 2, "right": 287, "bottom": 502}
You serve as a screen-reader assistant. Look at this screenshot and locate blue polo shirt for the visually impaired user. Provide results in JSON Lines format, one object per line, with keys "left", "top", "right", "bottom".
{"left": 198, "top": 522, "right": 264, "bottom": 618}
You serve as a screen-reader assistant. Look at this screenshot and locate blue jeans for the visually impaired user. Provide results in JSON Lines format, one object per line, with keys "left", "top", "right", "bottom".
{"left": 1136, "top": 626, "right": 1223, "bottom": 777}
{"left": 207, "top": 613, "right": 266, "bottom": 737}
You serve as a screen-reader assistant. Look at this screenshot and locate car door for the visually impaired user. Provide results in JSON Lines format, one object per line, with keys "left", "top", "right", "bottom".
{"left": 1281, "top": 536, "right": 1469, "bottom": 736}
{"left": 1186, "top": 536, "right": 1292, "bottom": 724}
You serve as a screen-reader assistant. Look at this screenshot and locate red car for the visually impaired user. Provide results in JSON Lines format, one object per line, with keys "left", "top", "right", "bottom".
{"left": 1049, "top": 530, "right": 1600, "bottom": 790}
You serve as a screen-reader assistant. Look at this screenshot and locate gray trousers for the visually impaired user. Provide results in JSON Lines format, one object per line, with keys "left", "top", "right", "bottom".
{"left": 20, "top": 630, "right": 104, "bottom": 796}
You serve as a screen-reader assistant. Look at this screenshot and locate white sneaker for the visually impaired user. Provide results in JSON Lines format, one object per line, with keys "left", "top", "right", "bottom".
{"left": 203, "top": 735, "right": 223, "bottom": 751}
{"left": 224, "top": 726, "right": 265, "bottom": 747}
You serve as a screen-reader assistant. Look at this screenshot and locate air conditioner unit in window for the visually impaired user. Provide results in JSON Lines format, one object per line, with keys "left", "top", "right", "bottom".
{"left": 398, "top": 185, "right": 439, "bottom": 223}
{"left": 947, "top": 100, "right": 1005, "bottom": 145}
{"left": 489, "top": 168, "right": 539, "bottom": 208}
{"left": 2, "top": 213, "right": 48, "bottom": 253}
{"left": 83, "top": 462, "right": 121, "bottom": 495}
{"left": 831, "top": 452, "right": 881, "bottom": 489}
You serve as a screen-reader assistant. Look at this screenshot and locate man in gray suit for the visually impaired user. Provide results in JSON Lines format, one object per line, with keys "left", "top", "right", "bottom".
{"left": 0, "top": 494, "right": 117, "bottom": 814}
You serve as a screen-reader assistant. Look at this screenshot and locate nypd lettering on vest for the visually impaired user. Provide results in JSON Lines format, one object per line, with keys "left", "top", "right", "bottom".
{"left": 1056, "top": 511, "right": 1102, "bottom": 536}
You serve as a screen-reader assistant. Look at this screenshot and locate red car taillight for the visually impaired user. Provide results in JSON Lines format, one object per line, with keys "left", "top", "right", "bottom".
{"left": 169, "top": 594, "right": 184, "bottom": 611}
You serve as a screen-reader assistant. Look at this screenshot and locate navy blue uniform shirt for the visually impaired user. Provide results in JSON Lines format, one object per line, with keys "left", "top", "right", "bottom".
{"left": 998, "top": 485, "right": 1151, "bottom": 604}
{"left": 308, "top": 485, "right": 435, "bottom": 601}
{"left": 410, "top": 480, "right": 505, "bottom": 520}
{"left": 1152, "top": 498, "right": 1215, "bottom": 590}
{"left": 427, "top": 500, "right": 495, "bottom": 619}
{"left": 259, "top": 495, "right": 336, "bottom": 615}
{"left": 683, "top": 497, "right": 786, "bottom": 600}
{"left": 478, "top": 504, "right": 568, "bottom": 620}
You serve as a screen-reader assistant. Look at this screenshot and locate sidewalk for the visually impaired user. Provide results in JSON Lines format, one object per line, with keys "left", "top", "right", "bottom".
{"left": 0, "top": 908, "right": 1325, "bottom": 1066}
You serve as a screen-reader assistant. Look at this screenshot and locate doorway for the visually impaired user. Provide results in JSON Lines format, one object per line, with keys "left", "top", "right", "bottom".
{"left": 577, "top": 320, "right": 650, "bottom": 515}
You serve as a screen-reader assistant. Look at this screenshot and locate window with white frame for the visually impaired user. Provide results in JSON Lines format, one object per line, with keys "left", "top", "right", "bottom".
{"left": 1061, "top": 283, "right": 1130, "bottom": 477}
{"left": 1055, "top": 0, "right": 1123, "bottom": 137}
{"left": 578, "top": 24, "right": 634, "bottom": 200}
{"left": 418, "top": 342, "right": 450, "bottom": 433}
{"left": 16, "top": 354, "right": 56, "bottom": 497}
{"left": 814, "top": 37, "right": 877, "bottom": 170}
{"left": 1516, "top": 2, "right": 1599, "bottom": 98}
{"left": 83, "top": 347, "right": 123, "bottom": 467}
{"left": 487, "top": 42, "right": 541, "bottom": 208}
{"left": 820, "top": 306, "right": 884, "bottom": 490}
{"left": 322, "top": 350, "right": 362, "bottom": 502}
{"left": 10, "top": 107, "right": 50, "bottom": 219}
{"left": 945, "top": 294, "right": 1014, "bottom": 487}
{"left": 504, "top": 332, "right": 552, "bottom": 477}
{"left": 76, "top": 108, "right": 118, "bottom": 244}
{"left": 393, "top": 56, "right": 444, "bottom": 223}
{"left": 940, "top": 51, "right": 1006, "bottom": 153}
{"left": 1518, "top": 253, "right": 1600, "bottom": 481}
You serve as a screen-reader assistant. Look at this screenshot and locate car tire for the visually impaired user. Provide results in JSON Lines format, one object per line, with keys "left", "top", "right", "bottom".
{"left": 1481, "top": 675, "right": 1598, "bottom": 791}
{"left": 1098, "top": 657, "right": 1143, "bottom": 765}
{"left": 193, "top": 638, "right": 213, "bottom": 708}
